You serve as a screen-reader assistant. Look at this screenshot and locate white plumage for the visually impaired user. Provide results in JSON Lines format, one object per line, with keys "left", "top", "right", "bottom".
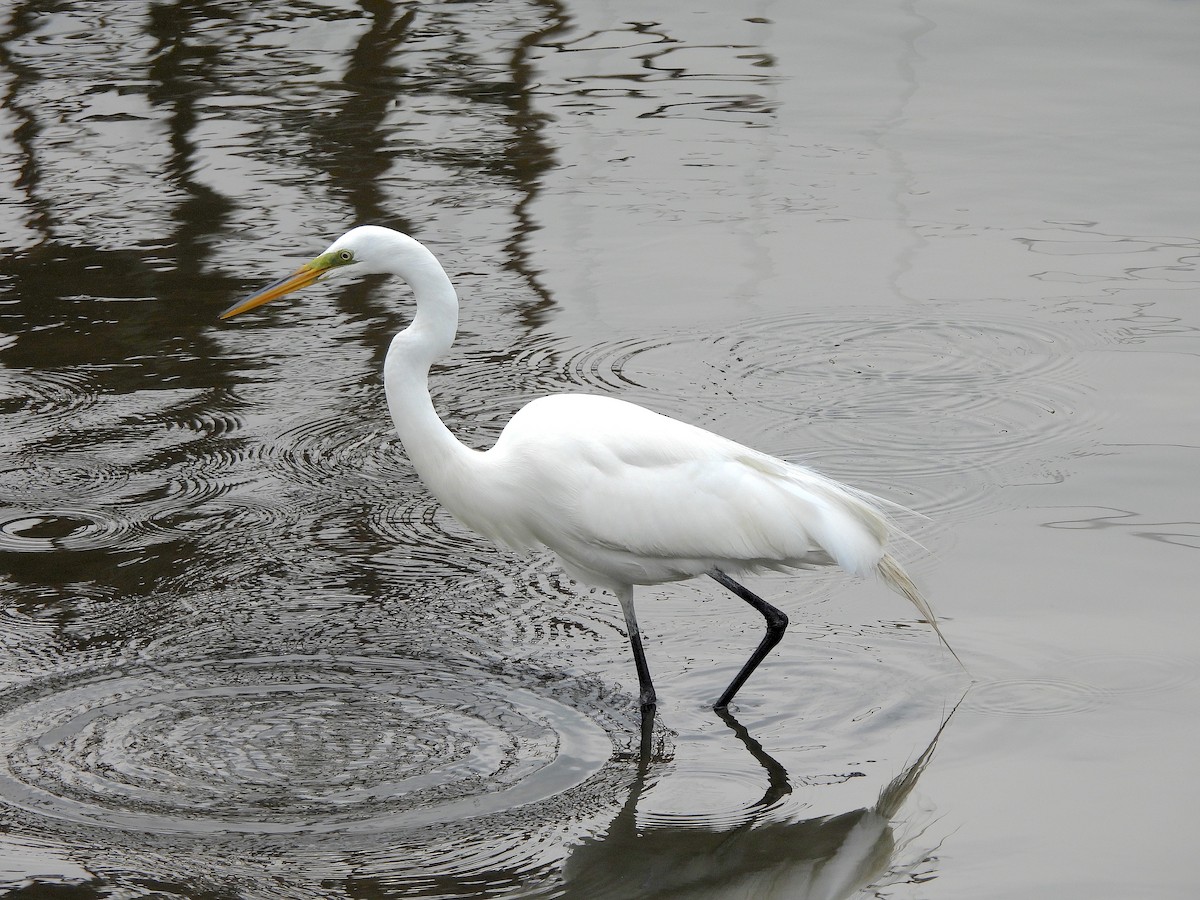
{"left": 474, "top": 393, "right": 887, "bottom": 586}
{"left": 222, "top": 225, "right": 955, "bottom": 713}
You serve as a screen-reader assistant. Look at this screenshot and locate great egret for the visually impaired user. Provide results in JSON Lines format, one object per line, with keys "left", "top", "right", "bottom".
{"left": 221, "top": 225, "right": 956, "bottom": 712}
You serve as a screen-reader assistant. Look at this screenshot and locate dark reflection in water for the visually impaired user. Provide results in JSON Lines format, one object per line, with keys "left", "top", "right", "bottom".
{"left": 562, "top": 707, "right": 955, "bottom": 900}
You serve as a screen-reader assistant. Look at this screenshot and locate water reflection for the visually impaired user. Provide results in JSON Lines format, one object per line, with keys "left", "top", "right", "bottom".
{"left": 0, "top": 693, "right": 954, "bottom": 898}
{"left": 563, "top": 706, "right": 956, "bottom": 900}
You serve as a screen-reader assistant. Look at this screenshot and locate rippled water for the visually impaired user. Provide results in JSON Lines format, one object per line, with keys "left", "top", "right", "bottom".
{"left": 2, "top": 1, "right": 1199, "bottom": 897}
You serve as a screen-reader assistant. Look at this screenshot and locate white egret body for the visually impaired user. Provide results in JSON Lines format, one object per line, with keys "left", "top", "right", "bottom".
{"left": 222, "top": 225, "right": 955, "bottom": 711}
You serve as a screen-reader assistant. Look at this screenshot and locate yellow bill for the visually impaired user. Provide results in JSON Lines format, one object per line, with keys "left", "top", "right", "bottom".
{"left": 219, "top": 262, "right": 324, "bottom": 319}
{"left": 220, "top": 248, "right": 355, "bottom": 320}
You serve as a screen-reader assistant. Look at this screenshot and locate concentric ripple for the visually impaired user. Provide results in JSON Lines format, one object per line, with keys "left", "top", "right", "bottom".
{"left": 0, "top": 368, "right": 102, "bottom": 441}
{"left": 0, "top": 455, "right": 133, "bottom": 505}
{"left": 965, "top": 677, "right": 1106, "bottom": 718}
{"left": 0, "top": 507, "right": 135, "bottom": 553}
{"left": 511, "top": 308, "right": 1094, "bottom": 523}
{"left": 260, "top": 415, "right": 415, "bottom": 501}
{"left": 512, "top": 334, "right": 667, "bottom": 393}
{"left": 543, "top": 310, "right": 1084, "bottom": 402}
{"left": 0, "top": 655, "right": 614, "bottom": 835}
{"left": 634, "top": 765, "right": 795, "bottom": 830}
{"left": 366, "top": 496, "right": 502, "bottom": 582}
{"left": 732, "top": 313, "right": 1082, "bottom": 393}
{"left": 1062, "top": 652, "right": 1198, "bottom": 696}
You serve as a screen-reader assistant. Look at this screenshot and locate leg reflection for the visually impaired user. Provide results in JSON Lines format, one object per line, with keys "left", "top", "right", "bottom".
{"left": 563, "top": 701, "right": 962, "bottom": 899}
{"left": 714, "top": 706, "right": 792, "bottom": 812}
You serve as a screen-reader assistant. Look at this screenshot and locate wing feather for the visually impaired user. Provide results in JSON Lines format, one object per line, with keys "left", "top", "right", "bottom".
{"left": 489, "top": 394, "right": 892, "bottom": 575}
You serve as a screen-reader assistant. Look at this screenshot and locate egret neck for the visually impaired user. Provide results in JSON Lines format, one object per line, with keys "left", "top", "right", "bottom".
{"left": 381, "top": 237, "right": 480, "bottom": 503}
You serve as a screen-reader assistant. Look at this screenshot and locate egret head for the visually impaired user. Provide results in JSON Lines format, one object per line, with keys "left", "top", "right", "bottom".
{"left": 219, "top": 225, "right": 417, "bottom": 319}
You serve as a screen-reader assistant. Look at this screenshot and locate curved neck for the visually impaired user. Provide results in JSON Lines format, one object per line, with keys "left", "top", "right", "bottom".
{"left": 382, "top": 243, "right": 477, "bottom": 495}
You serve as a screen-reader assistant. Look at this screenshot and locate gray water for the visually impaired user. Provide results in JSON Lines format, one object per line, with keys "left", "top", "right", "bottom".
{"left": 1, "top": 1, "right": 1198, "bottom": 897}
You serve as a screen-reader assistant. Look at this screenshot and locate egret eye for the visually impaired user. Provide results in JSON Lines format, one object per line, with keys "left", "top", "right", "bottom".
{"left": 338, "top": 250, "right": 353, "bottom": 262}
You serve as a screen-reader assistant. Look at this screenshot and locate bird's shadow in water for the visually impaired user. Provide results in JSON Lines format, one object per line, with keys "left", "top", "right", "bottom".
{"left": 561, "top": 703, "right": 960, "bottom": 899}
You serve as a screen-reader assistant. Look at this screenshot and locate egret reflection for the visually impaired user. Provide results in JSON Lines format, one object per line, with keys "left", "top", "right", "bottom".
{"left": 562, "top": 705, "right": 957, "bottom": 899}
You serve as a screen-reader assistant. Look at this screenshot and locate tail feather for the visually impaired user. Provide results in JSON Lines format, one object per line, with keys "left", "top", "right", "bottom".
{"left": 877, "top": 553, "right": 963, "bottom": 668}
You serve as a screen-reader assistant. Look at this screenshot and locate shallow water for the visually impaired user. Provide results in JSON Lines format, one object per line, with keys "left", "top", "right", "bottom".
{"left": 1, "top": 0, "right": 1198, "bottom": 897}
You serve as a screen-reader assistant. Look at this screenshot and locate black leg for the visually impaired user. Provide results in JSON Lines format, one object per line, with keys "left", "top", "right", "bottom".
{"left": 710, "top": 569, "right": 788, "bottom": 710}
{"left": 616, "top": 586, "right": 657, "bottom": 711}
{"left": 627, "top": 627, "right": 658, "bottom": 711}
{"left": 638, "top": 701, "right": 656, "bottom": 763}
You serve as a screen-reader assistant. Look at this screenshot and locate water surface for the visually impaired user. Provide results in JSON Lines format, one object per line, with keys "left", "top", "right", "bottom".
{"left": 2, "top": 1, "right": 1198, "bottom": 897}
